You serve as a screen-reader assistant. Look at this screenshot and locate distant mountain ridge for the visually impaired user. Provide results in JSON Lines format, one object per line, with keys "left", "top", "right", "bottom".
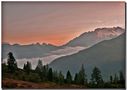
{"left": 63, "top": 27, "right": 124, "bottom": 47}
{"left": 2, "top": 43, "right": 59, "bottom": 59}
{"left": 49, "top": 33, "right": 125, "bottom": 80}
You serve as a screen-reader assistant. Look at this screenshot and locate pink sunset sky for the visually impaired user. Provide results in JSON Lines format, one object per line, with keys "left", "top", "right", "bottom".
{"left": 2, "top": 2, "right": 125, "bottom": 46}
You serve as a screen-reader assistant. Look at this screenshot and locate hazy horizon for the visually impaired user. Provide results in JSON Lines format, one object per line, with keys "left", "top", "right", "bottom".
{"left": 2, "top": 2, "right": 125, "bottom": 46}
{"left": 2, "top": 26, "right": 125, "bottom": 46}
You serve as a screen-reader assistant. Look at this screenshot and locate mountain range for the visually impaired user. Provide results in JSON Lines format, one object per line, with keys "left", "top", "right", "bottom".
{"left": 2, "top": 43, "right": 59, "bottom": 59}
{"left": 2, "top": 27, "right": 124, "bottom": 60}
{"left": 63, "top": 26, "right": 124, "bottom": 47}
{"left": 49, "top": 33, "right": 125, "bottom": 80}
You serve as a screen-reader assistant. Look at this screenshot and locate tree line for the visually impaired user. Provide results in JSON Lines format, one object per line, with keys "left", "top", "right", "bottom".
{"left": 2, "top": 52, "right": 125, "bottom": 88}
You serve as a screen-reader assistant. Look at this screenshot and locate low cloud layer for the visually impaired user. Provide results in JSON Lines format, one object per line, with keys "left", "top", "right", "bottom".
{"left": 3, "top": 46, "right": 86, "bottom": 69}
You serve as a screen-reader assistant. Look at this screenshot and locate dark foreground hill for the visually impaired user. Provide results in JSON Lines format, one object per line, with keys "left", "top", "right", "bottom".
{"left": 50, "top": 33, "right": 125, "bottom": 80}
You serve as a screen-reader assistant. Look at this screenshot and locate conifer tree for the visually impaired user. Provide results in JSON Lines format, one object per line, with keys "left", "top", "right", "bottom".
{"left": 42, "top": 65, "right": 49, "bottom": 81}
{"left": 35, "top": 60, "right": 43, "bottom": 72}
{"left": 119, "top": 71, "right": 125, "bottom": 84}
{"left": 91, "top": 67, "right": 103, "bottom": 85}
{"left": 48, "top": 68, "right": 53, "bottom": 81}
{"left": 53, "top": 70, "right": 59, "bottom": 83}
{"left": 7, "top": 52, "right": 17, "bottom": 73}
{"left": 23, "top": 64, "right": 26, "bottom": 70}
{"left": 110, "top": 75, "right": 113, "bottom": 83}
{"left": 74, "top": 73, "right": 79, "bottom": 84}
{"left": 114, "top": 73, "right": 118, "bottom": 84}
{"left": 58, "top": 71, "right": 64, "bottom": 85}
{"left": 78, "top": 64, "right": 87, "bottom": 85}
{"left": 66, "top": 70, "right": 72, "bottom": 84}
{"left": 25, "top": 61, "right": 32, "bottom": 74}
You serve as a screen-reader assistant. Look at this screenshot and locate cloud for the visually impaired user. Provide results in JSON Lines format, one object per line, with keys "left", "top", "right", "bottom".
{"left": 3, "top": 46, "right": 87, "bottom": 69}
